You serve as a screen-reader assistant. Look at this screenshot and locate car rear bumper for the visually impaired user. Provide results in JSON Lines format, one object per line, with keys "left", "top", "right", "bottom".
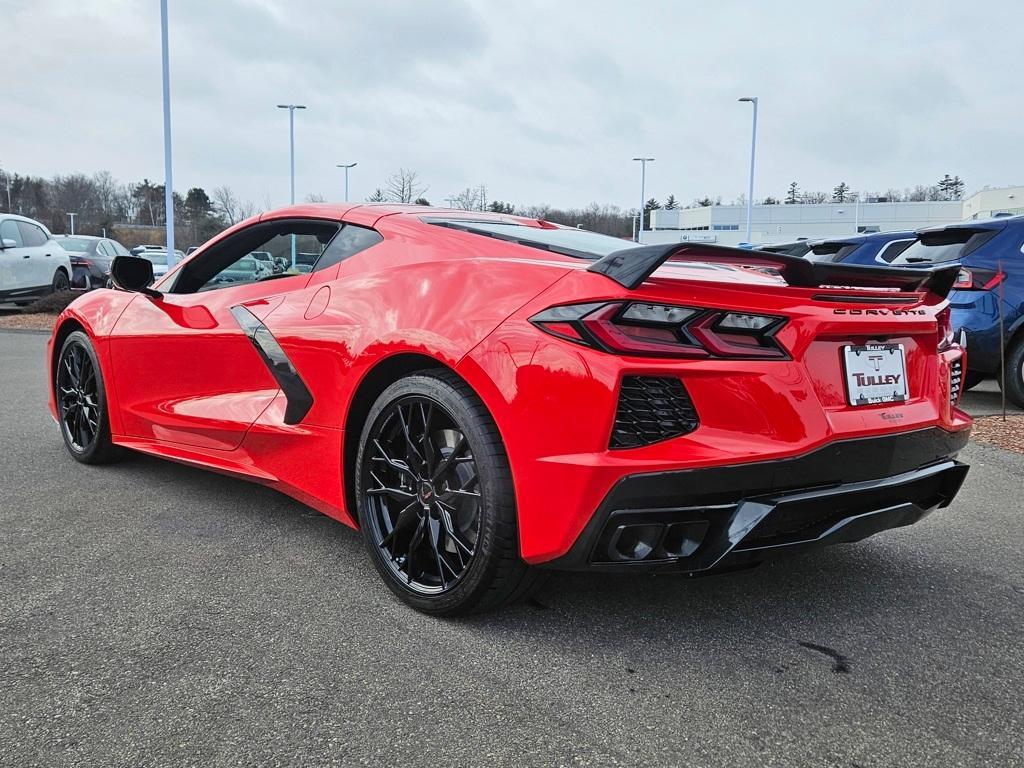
{"left": 542, "top": 427, "right": 969, "bottom": 572}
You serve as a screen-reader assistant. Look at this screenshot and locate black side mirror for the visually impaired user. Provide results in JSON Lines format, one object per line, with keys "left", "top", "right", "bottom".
{"left": 110, "top": 255, "right": 161, "bottom": 298}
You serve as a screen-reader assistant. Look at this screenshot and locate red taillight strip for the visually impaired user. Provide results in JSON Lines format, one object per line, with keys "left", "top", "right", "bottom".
{"left": 686, "top": 314, "right": 787, "bottom": 359}
{"left": 581, "top": 304, "right": 709, "bottom": 358}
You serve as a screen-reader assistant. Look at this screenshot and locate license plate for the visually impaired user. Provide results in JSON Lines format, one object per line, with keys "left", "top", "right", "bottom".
{"left": 843, "top": 344, "right": 908, "bottom": 406}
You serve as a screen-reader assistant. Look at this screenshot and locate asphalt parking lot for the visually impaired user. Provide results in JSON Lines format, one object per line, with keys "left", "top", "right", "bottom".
{"left": 1, "top": 330, "right": 1022, "bottom": 767}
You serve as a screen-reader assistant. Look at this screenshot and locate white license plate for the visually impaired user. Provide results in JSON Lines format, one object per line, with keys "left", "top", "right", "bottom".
{"left": 843, "top": 344, "right": 908, "bottom": 406}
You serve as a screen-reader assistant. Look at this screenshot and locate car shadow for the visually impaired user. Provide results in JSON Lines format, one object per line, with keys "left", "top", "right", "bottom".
{"left": 110, "top": 451, "right": 964, "bottom": 653}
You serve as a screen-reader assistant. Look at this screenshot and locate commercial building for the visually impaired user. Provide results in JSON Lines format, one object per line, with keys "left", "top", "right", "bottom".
{"left": 646, "top": 185, "right": 1024, "bottom": 247}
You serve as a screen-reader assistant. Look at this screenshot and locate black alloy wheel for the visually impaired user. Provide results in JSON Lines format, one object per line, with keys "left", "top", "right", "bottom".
{"left": 55, "top": 332, "right": 121, "bottom": 464}
{"left": 355, "top": 371, "right": 543, "bottom": 615}
{"left": 362, "top": 394, "right": 482, "bottom": 594}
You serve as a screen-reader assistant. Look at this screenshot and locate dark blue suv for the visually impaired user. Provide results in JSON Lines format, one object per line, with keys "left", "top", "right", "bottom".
{"left": 804, "top": 230, "right": 917, "bottom": 266}
{"left": 889, "top": 215, "right": 1024, "bottom": 406}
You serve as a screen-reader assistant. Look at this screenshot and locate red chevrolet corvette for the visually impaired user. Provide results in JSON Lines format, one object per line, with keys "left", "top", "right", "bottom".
{"left": 47, "top": 204, "right": 971, "bottom": 614}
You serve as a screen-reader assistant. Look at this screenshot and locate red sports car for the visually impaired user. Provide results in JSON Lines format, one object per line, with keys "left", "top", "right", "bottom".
{"left": 47, "top": 204, "right": 972, "bottom": 614}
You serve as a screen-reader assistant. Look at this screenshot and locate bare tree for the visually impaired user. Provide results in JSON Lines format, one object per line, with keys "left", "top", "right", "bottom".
{"left": 213, "top": 185, "right": 241, "bottom": 225}
{"left": 385, "top": 168, "right": 427, "bottom": 204}
{"left": 451, "top": 186, "right": 483, "bottom": 211}
{"left": 304, "top": 193, "right": 327, "bottom": 203}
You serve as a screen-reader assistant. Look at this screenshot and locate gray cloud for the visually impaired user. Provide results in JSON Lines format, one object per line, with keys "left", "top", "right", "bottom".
{"left": 3, "top": 0, "right": 1022, "bottom": 211}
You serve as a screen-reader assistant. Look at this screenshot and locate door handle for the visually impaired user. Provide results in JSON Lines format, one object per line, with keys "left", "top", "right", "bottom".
{"left": 45, "top": 253, "right": 52, "bottom": 257}
{"left": 22, "top": 254, "right": 30, "bottom": 259}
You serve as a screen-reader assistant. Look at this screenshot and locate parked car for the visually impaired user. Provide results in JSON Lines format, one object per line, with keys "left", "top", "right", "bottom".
{"left": 0, "top": 214, "right": 72, "bottom": 303}
{"left": 56, "top": 235, "right": 131, "bottom": 289}
{"left": 131, "top": 247, "right": 184, "bottom": 280}
{"left": 890, "top": 215, "right": 1024, "bottom": 404}
{"left": 804, "top": 231, "right": 917, "bottom": 266}
{"left": 250, "top": 250, "right": 281, "bottom": 274}
{"left": 48, "top": 206, "right": 970, "bottom": 615}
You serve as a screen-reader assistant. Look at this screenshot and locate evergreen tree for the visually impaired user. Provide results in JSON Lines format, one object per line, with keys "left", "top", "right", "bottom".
{"left": 832, "top": 182, "right": 850, "bottom": 203}
{"left": 664, "top": 194, "right": 677, "bottom": 210}
{"left": 785, "top": 181, "right": 800, "bottom": 205}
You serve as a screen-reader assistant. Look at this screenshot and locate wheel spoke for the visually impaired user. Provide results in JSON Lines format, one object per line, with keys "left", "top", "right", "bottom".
{"left": 419, "top": 402, "right": 436, "bottom": 473}
{"left": 404, "top": 517, "right": 427, "bottom": 584}
{"left": 431, "top": 434, "right": 468, "bottom": 481}
{"left": 438, "top": 503, "right": 475, "bottom": 559}
{"left": 396, "top": 404, "right": 425, "bottom": 470}
{"left": 379, "top": 501, "right": 419, "bottom": 557}
{"left": 372, "top": 440, "right": 415, "bottom": 481}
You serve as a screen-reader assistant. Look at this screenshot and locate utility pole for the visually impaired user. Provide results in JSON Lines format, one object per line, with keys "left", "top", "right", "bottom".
{"left": 738, "top": 96, "right": 759, "bottom": 243}
{"left": 337, "top": 162, "right": 357, "bottom": 201}
{"left": 160, "top": 0, "right": 176, "bottom": 264}
{"left": 632, "top": 157, "right": 654, "bottom": 243}
{"left": 68, "top": 212, "right": 77, "bottom": 235}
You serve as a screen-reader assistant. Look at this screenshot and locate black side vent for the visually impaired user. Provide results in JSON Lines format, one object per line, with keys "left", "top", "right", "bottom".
{"left": 610, "top": 376, "right": 699, "bottom": 449}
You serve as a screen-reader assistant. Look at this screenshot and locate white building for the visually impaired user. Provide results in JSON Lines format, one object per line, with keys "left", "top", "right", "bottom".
{"left": 646, "top": 185, "right": 1023, "bottom": 247}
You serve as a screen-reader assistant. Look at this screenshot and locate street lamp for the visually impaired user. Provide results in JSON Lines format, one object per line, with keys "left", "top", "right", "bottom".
{"left": 277, "top": 104, "right": 306, "bottom": 266}
{"left": 444, "top": 197, "right": 456, "bottom": 209}
{"left": 336, "top": 162, "right": 357, "bottom": 201}
{"left": 738, "top": 96, "right": 758, "bottom": 243}
{"left": 632, "top": 157, "right": 654, "bottom": 243}
{"left": 160, "top": 0, "right": 176, "bottom": 264}
{"left": 67, "top": 212, "right": 77, "bottom": 235}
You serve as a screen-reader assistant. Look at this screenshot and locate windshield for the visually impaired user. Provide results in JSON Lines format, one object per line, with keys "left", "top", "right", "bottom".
{"left": 58, "top": 238, "right": 92, "bottom": 252}
{"left": 891, "top": 228, "right": 998, "bottom": 265}
{"left": 427, "top": 219, "right": 641, "bottom": 259}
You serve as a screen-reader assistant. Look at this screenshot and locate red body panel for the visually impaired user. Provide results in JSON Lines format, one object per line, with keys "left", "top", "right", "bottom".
{"left": 47, "top": 205, "right": 971, "bottom": 564}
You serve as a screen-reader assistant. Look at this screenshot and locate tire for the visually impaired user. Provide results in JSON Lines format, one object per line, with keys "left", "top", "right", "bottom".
{"left": 963, "top": 371, "right": 985, "bottom": 391}
{"left": 55, "top": 331, "right": 122, "bottom": 464}
{"left": 51, "top": 269, "right": 70, "bottom": 294}
{"left": 354, "top": 370, "right": 543, "bottom": 615}
{"left": 999, "top": 338, "right": 1024, "bottom": 409}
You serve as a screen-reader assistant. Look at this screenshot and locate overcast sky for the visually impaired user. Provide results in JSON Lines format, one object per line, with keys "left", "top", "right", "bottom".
{"left": 3, "top": 0, "right": 1022, "bottom": 211}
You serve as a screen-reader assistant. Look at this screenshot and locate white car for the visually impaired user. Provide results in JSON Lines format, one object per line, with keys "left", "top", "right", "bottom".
{"left": 0, "top": 214, "right": 72, "bottom": 304}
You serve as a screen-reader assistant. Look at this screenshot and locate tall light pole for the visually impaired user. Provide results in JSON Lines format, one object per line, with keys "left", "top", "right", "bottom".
{"left": 0, "top": 159, "right": 10, "bottom": 210}
{"left": 67, "top": 212, "right": 77, "bottom": 235}
{"left": 336, "top": 162, "right": 357, "bottom": 201}
{"left": 277, "top": 104, "right": 306, "bottom": 266}
{"left": 444, "top": 197, "right": 456, "bottom": 208}
{"left": 160, "top": 0, "right": 175, "bottom": 264}
{"left": 632, "top": 157, "right": 654, "bottom": 243}
{"left": 738, "top": 96, "right": 758, "bottom": 244}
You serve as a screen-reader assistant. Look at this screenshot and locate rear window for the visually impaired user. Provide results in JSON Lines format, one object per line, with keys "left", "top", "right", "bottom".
{"left": 891, "top": 228, "right": 999, "bottom": 265}
{"left": 426, "top": 218, "right": 640, "bottom": 259}
{"left": 806, "top": 242, "right": 859, "bottom": 263}
{"left": 59, "top": 238, "right": 92, "bottom": 252}
{"left": 760, "top": 242, "right": 811, "bottom": 257}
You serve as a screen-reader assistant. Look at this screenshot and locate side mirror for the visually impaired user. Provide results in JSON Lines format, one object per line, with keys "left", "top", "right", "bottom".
{"left": 0, "top": 238, "right": 17, "bottom": 249}
{"left": 110, "top": 255, "right": 161, "bottom": 298}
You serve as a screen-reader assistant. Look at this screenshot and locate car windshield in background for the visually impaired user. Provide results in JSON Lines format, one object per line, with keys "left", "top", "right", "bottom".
{"left": 426, "top": 218, "right": 640, "bottom": 259}
{"left": 58, "top": 238, "right": 92, "bottom": 252}
{"left": 141, "top": 251, "right": 168, "bottom": 265}
{"left": 890, "top": 228, "right": 999, "bottom": 265}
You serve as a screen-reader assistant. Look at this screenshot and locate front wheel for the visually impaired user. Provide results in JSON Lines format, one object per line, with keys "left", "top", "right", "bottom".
{"left": 55, "top": 331, "right": 122, "bottom": 464}
{"left": 354, "top": 370, "right": 542, "bottom": 615}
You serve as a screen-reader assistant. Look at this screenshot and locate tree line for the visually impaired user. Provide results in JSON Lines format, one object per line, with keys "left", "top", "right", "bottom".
{"left": 0, "top": 168, "right": 258, "bottom": 248}
{"left": 0, "top": 165, "right": 970, "bottom": 243}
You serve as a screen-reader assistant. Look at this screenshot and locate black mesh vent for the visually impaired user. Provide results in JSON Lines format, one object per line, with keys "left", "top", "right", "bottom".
{"left": 949, "top": 357, "right": 963, "bottom": 406}
{"left": 610, "top": 376, "right": 699, "bottom": 449}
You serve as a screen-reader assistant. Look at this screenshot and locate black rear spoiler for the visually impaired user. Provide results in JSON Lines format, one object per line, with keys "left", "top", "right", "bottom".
{"left": 588, "top": 243, "right": 960, "bottom": 298}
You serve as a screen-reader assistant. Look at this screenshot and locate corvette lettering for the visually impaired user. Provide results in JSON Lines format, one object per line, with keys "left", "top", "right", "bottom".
{"left": 833, "top": 308, "right": 927, "bottom": 315}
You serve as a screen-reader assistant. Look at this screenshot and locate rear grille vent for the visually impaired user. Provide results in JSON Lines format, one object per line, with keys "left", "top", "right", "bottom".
{"left": 610, "top": 376, "right": 699, "bottom": 449}
{"left": 949, "top": 357, "right": 963, "bottom": 406}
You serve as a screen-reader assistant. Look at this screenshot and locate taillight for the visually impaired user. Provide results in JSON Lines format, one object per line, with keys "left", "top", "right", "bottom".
{"left": 530, "top": 301, "right": 788, "bottom": 359}
{"left": 953, "top": 267, "right": 1004, "bottom": 291}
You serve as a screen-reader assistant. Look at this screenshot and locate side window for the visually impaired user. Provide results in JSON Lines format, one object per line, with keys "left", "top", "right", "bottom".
{"left": 170, "top": 219, "right": 340, "bottom": 294}
{"left": 100, "top": 241, "right": 116, "bottom": 257}
{"left": 312, "top": 224, "right": 383, "bottom": 272}
{"left": 0, "top": 220, "right": 24, "bottom": 247}
{"left": 17, "top": 222, "right": 48, "bottom": 247}
{"left": 113, "top": 241, "right": 131, "bottom": 256}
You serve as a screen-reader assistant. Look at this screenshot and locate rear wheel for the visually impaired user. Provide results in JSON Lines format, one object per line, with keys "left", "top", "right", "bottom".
{"left": 55, "top": 331, "right": 122, "bottom": 464}
{"left": 354, "top": 370, "right": 542, "bottom": 615}
{"left": 998, "top": 338, "right": 1024, "bottom": 409}
{"left": 51, "top": 269, "right": 70, "bottom": 294}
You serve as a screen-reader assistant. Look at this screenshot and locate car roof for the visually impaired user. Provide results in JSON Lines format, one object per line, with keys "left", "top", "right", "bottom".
{"left": 57, "top": 234, "right": 102, "bottom": 240}
{"left": 817, "top": 230, "right": 916, "bottom": 247}
{"left": 917, "top": 215, "right": 1023, "bottom": 235}
{"left": 0, "top": 213, "right": 51, "bottom": 227}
